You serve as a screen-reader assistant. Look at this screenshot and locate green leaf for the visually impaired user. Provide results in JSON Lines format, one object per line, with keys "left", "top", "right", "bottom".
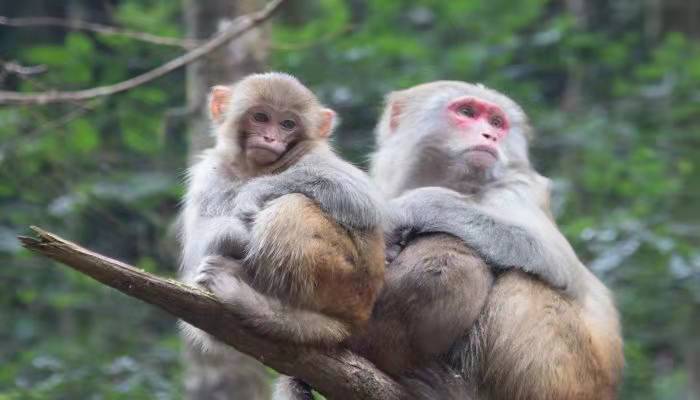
{"left": 67, "top": 119, "right": 99, "bottom": 153}
{"left": 23, "top": 45, "right": 68, "bottom": 66}
{"left": 123, "top": 127, "right": 158, "bottom": 154}
{"left": 65, "top": 32, "right": 94, "bottom": 55}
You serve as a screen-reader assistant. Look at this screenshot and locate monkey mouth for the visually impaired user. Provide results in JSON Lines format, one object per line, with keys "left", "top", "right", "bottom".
{"left": 247, "top": 143, "right": 284, "bottom": 156}
{"left": 466, "top": 145, "right": 498, "bottom": 158}
{"left": 248, "top": 144, "right": 277, "bottom": 152}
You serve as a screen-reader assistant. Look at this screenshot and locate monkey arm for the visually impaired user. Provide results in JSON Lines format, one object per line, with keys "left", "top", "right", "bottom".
{"left": 386, "top": 186, "right": 580, "bottom": 295}
{"left": 234, "top": 157, "right": 383, "bottom": 232}
{"left": 180, "top": 214, "right": 251, "bottom": 274}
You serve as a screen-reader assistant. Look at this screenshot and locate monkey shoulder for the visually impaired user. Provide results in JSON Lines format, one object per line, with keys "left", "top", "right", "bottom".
{"left": 295, "top": 148, "right": 380, "bottom": 198}
{"left": 288, "top": 149, "right": 384, "bottom": 231}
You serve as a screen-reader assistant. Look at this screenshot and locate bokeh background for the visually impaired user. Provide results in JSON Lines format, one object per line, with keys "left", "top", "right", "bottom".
{"left": 1, "top": 0, "right": 699, "bottom": 399}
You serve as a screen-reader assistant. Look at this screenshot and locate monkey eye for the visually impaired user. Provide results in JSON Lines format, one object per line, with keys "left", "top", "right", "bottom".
{"left": 490, "top": 115, "right": 504, "bottom": 128}
{"left": 458, "top": 105, "right": 477, "bottom": 118}
{"left": 280, "top": 119, "right": 297, "bottom": 130}
{"left": 252, "top": 112, "right": 270, "bottom": 123}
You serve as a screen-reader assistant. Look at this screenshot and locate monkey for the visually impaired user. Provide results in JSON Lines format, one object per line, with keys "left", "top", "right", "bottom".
{"left": 369, "top": 81, "right": 624, "bottom": 399}
{"left": 178, "top": 73, "right": 385, "bottom": 355}
{"left": 278, "top": 81, "right": 623, "bottom": 400}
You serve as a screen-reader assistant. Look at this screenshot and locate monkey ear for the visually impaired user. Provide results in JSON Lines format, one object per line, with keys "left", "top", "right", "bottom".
{"left": 318, "top": 108, "right": 336, "bottom": 138}
{"left": 388, "top": 101, "right": 403, "bottom": 133}
{"left": 209, "top": 85, "right": 232, "bottom": 124}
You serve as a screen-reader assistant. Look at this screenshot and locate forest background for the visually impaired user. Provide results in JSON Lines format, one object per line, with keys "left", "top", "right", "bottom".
{"left": 1, "top": 0, "right": 699, "bottom": 399}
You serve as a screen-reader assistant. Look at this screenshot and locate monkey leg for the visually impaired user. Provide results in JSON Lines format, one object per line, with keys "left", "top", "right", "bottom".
{"left": 186, "top": 254, "right": 353, "bottom": 347}
{"left": 246, "top": 193, "right": 385, "bottom": 331}
{"left": 248, "top": 193, "right": 385, "bottom": 400}
{"left": 464, "top": 271, "right": 623, "bottom": 400}
{"left": 350, "top": 233, "right": 493, "bottom": 376}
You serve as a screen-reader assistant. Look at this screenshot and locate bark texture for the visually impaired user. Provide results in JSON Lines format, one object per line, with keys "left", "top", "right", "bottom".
{"left": 19, "top": 227, "right": 407, "bottom": 400}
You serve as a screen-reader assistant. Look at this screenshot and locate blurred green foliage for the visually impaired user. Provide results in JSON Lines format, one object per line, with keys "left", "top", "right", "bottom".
{"left": 1, "top": 0, "right": 698, "bottom": 399}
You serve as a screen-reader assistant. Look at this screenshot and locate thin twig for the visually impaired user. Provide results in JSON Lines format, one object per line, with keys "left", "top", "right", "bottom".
{"left": 10, "top": 63, "right": 91, "bottom": 112}
{"left": 0, "top": 0, "right": 286, "bottom": 106}
{"left": 0, "top": 16, "right": 200, "bottom": 49}
{"left": 0, "top": 59, "right": 48, "bottom": 76}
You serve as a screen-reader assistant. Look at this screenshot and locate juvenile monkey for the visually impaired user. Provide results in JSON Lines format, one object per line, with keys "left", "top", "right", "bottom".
{"left": 370, "top": 81, "right": 623, "bottom": 399}
{"left": 179, "top": 72, "right": 385, "bottom": 351}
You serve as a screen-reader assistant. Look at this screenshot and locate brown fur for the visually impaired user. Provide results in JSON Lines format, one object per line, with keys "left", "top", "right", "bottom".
{"left": 366, "top": 81, "right": 623, "bottom": 399}
{"left": 348, "top": 233, "right": 493, "bottom": 376}
{"left": 251, "top": 193, "right": 384, "bottom": 329}
{"left": 460, "top": 270, "right": 623, "bottom": 400}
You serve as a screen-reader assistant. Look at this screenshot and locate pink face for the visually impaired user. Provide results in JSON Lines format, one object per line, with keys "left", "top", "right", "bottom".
{"left": 446, "top": 96, "right": 509, "bottom": 170}
{"left": 240, "top": 105, "right": 303, "bottom": 167}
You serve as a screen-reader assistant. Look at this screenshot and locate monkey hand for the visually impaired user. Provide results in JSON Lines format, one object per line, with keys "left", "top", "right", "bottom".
{"left": 232, "top": 189, "right": 265, "bottom": 228}
{"left": 233, "top": 180, "right": 281, "bottom": 227}
{"left": 384, "top": 187, "right": 467, "bottom": 264}
{"left": 180, "top": 255, "right": 244, "bottom": 354}
{"left": 194, "top": 255, "right": 246, "bottom": 294}
{"left": 385, "top": 223, "right": 415, "bottom": 264}
{"left": 384, "top": 196, "right": 427, "bottom": 264}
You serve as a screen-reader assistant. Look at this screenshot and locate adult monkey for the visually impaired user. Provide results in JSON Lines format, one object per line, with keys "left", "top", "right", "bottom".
{"left": 367, "top": 81, "right": 624, "bottom": 399}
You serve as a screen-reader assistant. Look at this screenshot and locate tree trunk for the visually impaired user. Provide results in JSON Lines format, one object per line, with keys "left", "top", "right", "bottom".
{"left": 561, "top": 0, "right": 586, "bottom": 112}
{"left": 688, "top": 305, "right": 700, "bottom": 400}
{"left": 182, "top": 1, "right": 271, "bottom": 399}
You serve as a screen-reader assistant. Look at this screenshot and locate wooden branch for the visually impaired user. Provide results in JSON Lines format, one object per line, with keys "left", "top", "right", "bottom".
{"left": 0, "top": 59, "right": 48, "bottom": 76}
{"left": 19, "top": 226, "right": 406, "bottom": 400}
{"left": 0, "top": 16, "right": 199, "bottom": 49}
{"left": 0, "top": 0, "right": 286, "bottom": 106}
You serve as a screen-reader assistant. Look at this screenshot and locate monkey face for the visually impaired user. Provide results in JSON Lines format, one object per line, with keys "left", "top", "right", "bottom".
{"left": 239, "top": 105, "right": 304, "bottom": 167}
{"left": 372, "top": 82, "right": 534, "bottom": 197}
{"left": 445, "top": 96, "right": 510, "bottom": 171}
{"left": 208, "top": 74, "right": 337, "bottom": 170}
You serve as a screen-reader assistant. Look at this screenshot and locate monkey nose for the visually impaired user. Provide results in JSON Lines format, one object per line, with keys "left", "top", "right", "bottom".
{"left": 482, "top": 133, "right": 497, "bottom": 142}
{"left": 263, "top": 136, "right": 274, "bottom": 143}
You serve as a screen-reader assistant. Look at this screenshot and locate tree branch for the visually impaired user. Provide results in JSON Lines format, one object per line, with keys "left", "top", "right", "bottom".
{"left": 0, "top": 0, "right": 286, "bottom": 106}
{"left": 0, "top": 16, "right": 199, "bottom": 49}
{"left": 18, "top": 226, "right": 407, "bottom": 400}
{"left": 0, "top": 59, "right": 48, "bottom": 76}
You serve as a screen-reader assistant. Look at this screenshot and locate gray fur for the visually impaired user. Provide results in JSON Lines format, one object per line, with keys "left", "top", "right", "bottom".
{"left": 180, "top": 149, "right": 249, "bottom": 282}
{"left": 361, "top": 82, "right": 620, "bottom": 400}
{"left": 232, "top": 146, "right": 383, "bottom": 233}
{"left": 273, "top": 377, "right": 314, "bottom": 400}
{"left": 181, "top": 74, "right": 388, "bottom": 398}
{"left": 384, "top": 186, "right": 575, "bottom": 294}
{"left": 373, "top": 82, "right": 588, "bottom": 299}
{"left": 181, "top": 143, "right": 382, "bottom": 345}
